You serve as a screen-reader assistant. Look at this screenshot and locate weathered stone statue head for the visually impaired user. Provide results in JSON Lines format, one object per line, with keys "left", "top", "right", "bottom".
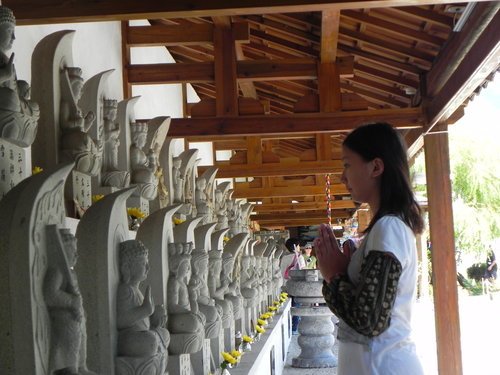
{"left": 0, "top": 6, "right": 15, "bottom": 54}
{"left": 103, "top": 99, "right": 118, "bottom": 125}
{"left": 119, "top": 239, "right": 149, "bottom": 285}
{"left": 59, "top": 228, "right": 78, "bottom": 268}
{"left": 66, "top": 67, "right": 85, "bottom": 100}
{"left": 130, "top": 121, "right": 148, "bottom": 149}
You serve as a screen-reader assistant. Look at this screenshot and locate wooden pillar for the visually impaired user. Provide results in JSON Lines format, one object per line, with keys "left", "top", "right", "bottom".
{"left": 424, "top": 124, "right": 463, "bottom": 375}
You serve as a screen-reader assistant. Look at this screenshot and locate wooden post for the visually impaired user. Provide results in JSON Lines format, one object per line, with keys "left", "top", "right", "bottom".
{"left": 424, "top": 124, "right": 463, "bottom": 375}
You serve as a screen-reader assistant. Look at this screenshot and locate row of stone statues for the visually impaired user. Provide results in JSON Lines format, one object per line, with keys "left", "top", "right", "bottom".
{"left": 0, "top": 6, "right": 287, "bottom": 374}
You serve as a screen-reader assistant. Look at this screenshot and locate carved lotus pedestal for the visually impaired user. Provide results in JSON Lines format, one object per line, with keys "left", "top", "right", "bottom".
{"left": 285, "top": 269, "right": 338, "bottom": 368}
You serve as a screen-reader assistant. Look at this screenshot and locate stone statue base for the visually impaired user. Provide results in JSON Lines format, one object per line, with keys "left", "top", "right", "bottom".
{"left": 167, "top": 353, "right": 191, "bottom": 375}
{"left": 0, "top": 138, "right": 30, "bottom": 200}
{"left": 211, "top": 334, "right": 224, "bottom": 365}
{"left": 224, "top": 321, "right": 235, "bottom": 352}
{"left": 116, "top": 354, "right": 166, "bottom": 375}
{"left": 168, "top": 332, "right": 204, "bottom": 355}
{"left": 191, "top": 338, "right": 211, "bottom": 375}
{"left": 93, "top": 185, "right": 118, "bottom": 196}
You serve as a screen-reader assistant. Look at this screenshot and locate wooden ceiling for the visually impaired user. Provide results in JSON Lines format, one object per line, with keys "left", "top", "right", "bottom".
{"left": 8, "top": 0, "right": 500, "bottom": 229}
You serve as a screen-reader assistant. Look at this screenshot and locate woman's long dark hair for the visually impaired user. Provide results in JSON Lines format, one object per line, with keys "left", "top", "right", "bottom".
{"left": 343, "top": 122, "right": 423, "bottom": 235}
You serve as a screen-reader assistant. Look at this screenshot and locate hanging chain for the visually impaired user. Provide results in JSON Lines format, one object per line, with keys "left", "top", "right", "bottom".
{"left": 325, "top": 173, "right": 332, "bottom": 226}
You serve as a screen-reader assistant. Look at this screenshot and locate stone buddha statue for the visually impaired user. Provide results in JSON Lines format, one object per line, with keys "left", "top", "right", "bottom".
{"left": 195, "top": 177, "right": 210, "bottom": 221}
{"left": 221, "top": 252, "right": 243, "bottom": 320}
{"left": 214, "top": 189, "right": 228, "bottom": 230}
{"left": 166, "top": 242, "right": 205, "bottom": 354}
{"left": 44, "top": 227, "right": 96, "bottom": 375}
{"left": 0, "top": 6, "right": 39, "bottom": 147}
{"left": 130, "top": 121, "right": 158, "bottom": 200}
{"left": 190, "top": 249, "right": 223, "bottom": 338}
{"left": 208, "top": 249, "right": 233, "bottom": 328}
{"left": 60, "top": 66, "right": 101, "bottom": 176}
{"left": 116, "top": 240, "right": 168, "bottom": 367}
{"left": 101, "top": 99, "right": 130, "bottom": 188}
{"left": 240, "top": 255, "right": 259, "bottom": 306}
{"left": 172, "top": 156, "right": 184, "bottom": 204}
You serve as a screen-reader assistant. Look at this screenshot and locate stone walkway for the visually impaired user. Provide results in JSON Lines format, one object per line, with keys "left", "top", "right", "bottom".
{"left": 284, "top": 293, "right": 500, "bottom": 375}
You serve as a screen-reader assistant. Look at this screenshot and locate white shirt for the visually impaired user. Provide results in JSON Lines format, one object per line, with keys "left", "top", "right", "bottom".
{"left": 338, "top": 215, "right": 424, "bottom": 375}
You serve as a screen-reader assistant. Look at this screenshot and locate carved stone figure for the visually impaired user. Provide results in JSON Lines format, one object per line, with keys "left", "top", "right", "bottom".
{"left": 240, "top": 255, "right": 259, "bottom": 306}
{"left": 44, "top": 226, "right": 96, "bottom": 375}
{"left": 214, "top": 189, "right": 228, "bottom": 230}
{"left": 0, "top": 6, "right": 39, "bottom": 147}
{"left": 195, "top": 177, "right": 210, "bottom": 221}
{"left": 130, "top": 122, "right": 158, "bottom": 200}
{"left": 221, "top": 252, "right": 243, "bottom": 320}
{"left": 60, "top": 66, "right": 101, "bottom": 175}
{"left": 167, "top": 242, "right": 205, "bottom": 354}
{"left": 102, "top": 99, "right": 130, "bottom": 188}
{"left": 116, "top": 240, "right": 168, "bottom": 374}
{"left": 190, "top": 249, "right": 223, "bottom": 338}
{"left": 172, "top": 156, "right": 184, "bottom": 204}
{"left": 208, "top": 249, "right": 233, "bottom": 328}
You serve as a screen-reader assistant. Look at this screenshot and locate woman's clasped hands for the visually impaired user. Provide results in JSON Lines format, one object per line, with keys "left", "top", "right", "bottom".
{"left": 314, "top": 224, "right": 353, "bottom": 283}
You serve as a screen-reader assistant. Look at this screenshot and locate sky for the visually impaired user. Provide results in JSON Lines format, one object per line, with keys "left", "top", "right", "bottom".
{"left": 449, "top": 73, "right": 500, "bottom": 138}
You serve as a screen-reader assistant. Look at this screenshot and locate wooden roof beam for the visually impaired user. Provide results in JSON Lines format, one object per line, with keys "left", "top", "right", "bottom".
{"left": 127, "top": 22, "right": 249, "bottom": 46}
{"left": 233, "top": 184, "right": 349, "bottom": 199}
{"left": 167, "top": 108, "right": 423, "bottom": 138}
{"left": 198, "top": 159, "right": 343, "bottom": 178}
{"left": 7, "top": 0, "right": 479, "bottom": 25}
{"left": 252, "top": 200, "right": 356, "bottom": 212}
{"left": 424, "top": 9, "right": 500, "bottom": 131}
{"left": 252, "top": 209, "right": 351, "bottom": 221}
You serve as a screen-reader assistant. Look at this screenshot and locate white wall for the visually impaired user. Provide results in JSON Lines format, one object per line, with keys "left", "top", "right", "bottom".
{"left": 13, "top": 21, "right": 124, "bottom": 101}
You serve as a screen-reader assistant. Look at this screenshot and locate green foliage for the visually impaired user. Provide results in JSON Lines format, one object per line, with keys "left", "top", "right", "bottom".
{"left": 466, "top": 263, "right": 486, "bottom": 282}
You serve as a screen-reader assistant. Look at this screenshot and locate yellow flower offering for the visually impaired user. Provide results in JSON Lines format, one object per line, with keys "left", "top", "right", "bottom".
{"left": 223, "top": 236, "right": 230, "bottom": 242}
{"left": 269, "top": 306, "right": 277, "bottom": 311}
{"left": 231, "top": 350, "right": 242, "bottom": 358}
{"left": 32, "top": 166, "right": 43, "bottom": 175}
{"left": 173, "top": 217, "right": 185, "bottom": 225}
{"left": 257, "top": 319, "right": 267, "bottom": 326}
{"left": 260, "top": 313, "right": 271, "bottom": 320}
{"left": 92, "top": 194, "right": 104, "bottom": 203}
{"left": 273, "top": 301, "right": 281, "bottom": 306}
{"left": 221, "top": 352, "right": 237, "bottom": 365}
{"left": 127, "top": 207, "right": 146, "bottom": 219}
{"left": 255, "top": 325, "right": 265, "bottom": 334}
{"left": 268, "top": 311, "right": 275, "bottom": 317}
{"left": 280, "top": 292, "right": 288, "bottom": 298}
{"left": 243, "top": 335, "right": 254, "bottom": 343}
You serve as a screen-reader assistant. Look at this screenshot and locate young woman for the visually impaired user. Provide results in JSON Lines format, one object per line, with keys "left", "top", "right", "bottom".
{"left": 315, "top": 122, "right": 424, "bottom": 375}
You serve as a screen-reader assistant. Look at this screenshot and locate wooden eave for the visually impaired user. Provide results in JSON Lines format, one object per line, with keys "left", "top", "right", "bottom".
{"left": 9, "top": 0, "right": 499, "bottom": 228}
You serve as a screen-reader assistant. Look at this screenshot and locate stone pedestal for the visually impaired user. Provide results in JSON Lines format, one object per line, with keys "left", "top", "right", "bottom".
{"left": 211, "top": 334, "right": 224, "bottom": 365}
{"left": 191, "top": 338, "right": 211, "bottom": 375}
{"left": 224, "top": 321, "right": 236, "bottom": 352}
{"left": 0, "top": 139, "right": 30, "bottom": 200}
{"left": 286, "top": 269, "right": 337, "bottom": 368}
{"left": 167, "top": 353, "right": 191, "bottom": 375}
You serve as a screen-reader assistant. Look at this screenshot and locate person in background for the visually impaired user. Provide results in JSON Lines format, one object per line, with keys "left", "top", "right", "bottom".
{"left": 280, "top": 237, "right": 306, "bottom": 335}
{"left": 303, "top": 242, "right": 317, "bottom": 269}
{"left": 315, "top": 122, "right": 424, "bottom": 375}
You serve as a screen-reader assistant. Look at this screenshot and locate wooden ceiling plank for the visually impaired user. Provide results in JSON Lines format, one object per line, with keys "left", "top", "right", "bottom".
{"left": 9, "top": 0, "right": 476, "bottom": 25}
{"left": 346, "top": 75, "right": 411, "bottom": 100}
{"left": 354, "top": 61, "right": 419, "bottom": 88}
{"left": 167, "top": 108, "right": 424, "bottom": 138}
{"left": 199, "top": 159, "right": 343, "bottom": 178}
{"left": 342, "top": 9, "right": 445, "bottom": 46}
{"left": 339, "top": 42, "right": 422, "bottom": 76}
{"left": 341, "top": 82, "right": 408, "bottom": 107}
{"left": 390, "top": 6, "right": 454, "bottom": 29}
{"left": 247, "top": 15, "right": 320, "bottom": 44}
{"left": 253, "top": 209, "right": 350, "bottom": 221}
{"left": 238, "top": 59, "right": 317, "bottom": 81}
{"left": 128, "top": 62, "right": 214, "bottom": 84}
{"left": 340, "top": 26, "right": 435, "bottom": 62}
{"left": 127, "top": 22, "right": 249, "bottom": 46}
{"left": 251, "top": 29, "right": 318, "bottom": 57}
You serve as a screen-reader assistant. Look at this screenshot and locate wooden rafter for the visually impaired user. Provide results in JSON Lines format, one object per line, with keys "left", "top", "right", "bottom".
{"left": 6, "top": 0, "right": 478, "bottom": 25}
